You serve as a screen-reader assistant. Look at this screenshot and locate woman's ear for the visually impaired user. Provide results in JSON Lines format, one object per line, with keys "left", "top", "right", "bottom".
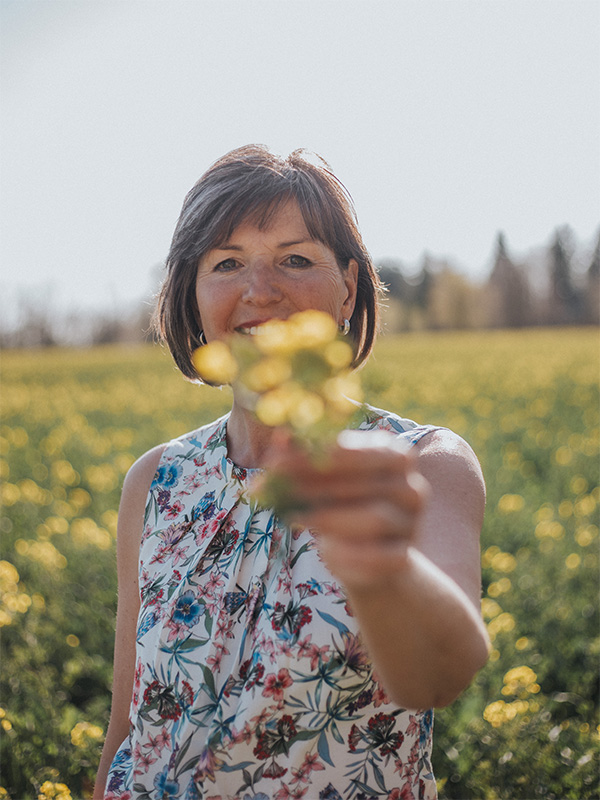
{"left": 342, "top": 258, "right": 359, "bottom": 318}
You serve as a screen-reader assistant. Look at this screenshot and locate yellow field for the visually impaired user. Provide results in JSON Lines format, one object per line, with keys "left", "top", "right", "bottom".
{"left": 1, "top": 327, "right": 598, "bottom": 799}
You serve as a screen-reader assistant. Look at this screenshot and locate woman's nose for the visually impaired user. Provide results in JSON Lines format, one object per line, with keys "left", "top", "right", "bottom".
{"left": 241, "top": 263, "right": 284, "bottom": 305}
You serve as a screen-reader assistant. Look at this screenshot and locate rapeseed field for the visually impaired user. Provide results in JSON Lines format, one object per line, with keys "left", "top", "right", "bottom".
{"left": 1, "top": 328, "right": 598, "bottom": 799}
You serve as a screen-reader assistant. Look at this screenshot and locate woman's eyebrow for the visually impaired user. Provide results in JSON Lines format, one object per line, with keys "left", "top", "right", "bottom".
{"left": 214, "top": 239, "right": 315, "bottom": 252}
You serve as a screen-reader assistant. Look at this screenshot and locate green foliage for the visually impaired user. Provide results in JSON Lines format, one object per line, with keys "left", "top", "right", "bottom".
{"left": 1, "top": 329, "right": 598, "bottom": 798}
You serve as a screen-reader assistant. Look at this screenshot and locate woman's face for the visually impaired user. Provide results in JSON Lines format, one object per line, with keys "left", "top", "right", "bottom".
{"left": 195, "top": 199, "right": 358, "bottom": 342}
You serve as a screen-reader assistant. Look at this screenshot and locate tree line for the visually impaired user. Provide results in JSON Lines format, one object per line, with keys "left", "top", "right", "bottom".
{"left": 1, "top": 224, "right": 598, "bottom": 348}
{"left": 378, "top": 225, "right": 599, "bottom": 333}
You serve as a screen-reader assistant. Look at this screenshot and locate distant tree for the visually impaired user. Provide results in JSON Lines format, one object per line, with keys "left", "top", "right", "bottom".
{"left": 413, "top": 254, "right": 434, "bottom": 311}
{"left": 548, "top": 226, "right": 582, "bottom": 324}
{"left": 376, "top": 259, "right": 409, "bottom": 301}
{"left": 487, "top": 232, "right": 532, "bottom": 327}
{"left": 584, "top": 228, "right": 600, "bottom": 324}
{"left": 426, "top": 265, "right": 483, "bottom": 330}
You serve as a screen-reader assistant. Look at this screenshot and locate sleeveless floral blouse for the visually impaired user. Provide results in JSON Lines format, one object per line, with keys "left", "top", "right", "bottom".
{"left": 105, "top": 405, "right": 439, "bottom": 800}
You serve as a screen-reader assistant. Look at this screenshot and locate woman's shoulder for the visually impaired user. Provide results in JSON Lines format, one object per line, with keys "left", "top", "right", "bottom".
{"left": 120, "top": 444, "right": 168, "bottom": 519}
{"left": 359, "top": 403, "right": 442, "bottom": 444}
{"left": 360, "top": 404, "right": 483, "bottom": 487}
{"left": 123, "top": 413, "right": 229, "bottom": 499}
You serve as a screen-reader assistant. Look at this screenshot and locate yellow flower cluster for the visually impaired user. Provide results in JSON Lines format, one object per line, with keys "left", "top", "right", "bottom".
{"left": 483, "top": 699, "right": 531, "bottom": 728}
{"left": 483, "top": 665, "right": 541, "bottom": 727}
{"left": 0, "top": 561, "right": 32, "bottom": 627}
{"left": 501, "top": 666, "right": 540, "bottom": 697}
{"left": 70, "top": 720, "right": 104, "bottom": 748}
{"left": 193, "top": 310, "right": 361, "bottom": 440}
{"left": 37, "top": 782, "right": 72, "bottom": 800}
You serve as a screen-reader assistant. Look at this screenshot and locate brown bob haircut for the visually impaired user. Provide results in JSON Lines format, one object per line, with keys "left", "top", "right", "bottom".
{"left": 154, "top": 144, "right": 384, "bottom": 381}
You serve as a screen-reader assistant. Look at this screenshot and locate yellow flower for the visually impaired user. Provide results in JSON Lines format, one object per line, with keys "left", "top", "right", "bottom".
{"left": 487, "top": 611, "right": 516, "bottom": 640}
{"left": 483, "top": 699, "right": 529, "bottom": 727}
{"left": 70, "top": 720, "right": 104, "bottom": 748}
{"left": 490, "top": 551, "right": 517, "bottom": 572}
{"left": 497, "top": 494, "right": 525, "bottom": 513}
{"left": 38, "top": 782, "right": 72, "bottom": 800}
{"left": 502, "top": 665, "right": 539, "bottom": 697}
{"left": 193, "top": 340, "right": 238, "bottom": 384}
{"left": 243, "top": 357, "right": 292, "bottom": 393}
{"left": 255, "top": 310, "right": 338, "bottom": 355}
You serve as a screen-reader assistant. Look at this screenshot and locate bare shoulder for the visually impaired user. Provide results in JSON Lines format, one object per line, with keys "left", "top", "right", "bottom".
{"left": 117, "top": 444, "right": 167, "bottom": 550}
{"left": 414, "top": 429, "right": 486, "bottom": 522}
{"left": 122, "top": 444, "right": 167, "bottom": 500}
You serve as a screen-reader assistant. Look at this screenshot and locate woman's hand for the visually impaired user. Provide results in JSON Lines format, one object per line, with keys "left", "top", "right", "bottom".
{"left": 255, "top": 427, "right": 490, "bottom": 709}
{"left": 259, "top": 429, "right": 431, "bottom": 591}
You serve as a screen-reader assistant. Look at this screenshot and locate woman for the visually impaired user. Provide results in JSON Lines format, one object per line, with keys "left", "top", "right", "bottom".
{"left": 94, "top": 145, "right": 490, "bottom": 800}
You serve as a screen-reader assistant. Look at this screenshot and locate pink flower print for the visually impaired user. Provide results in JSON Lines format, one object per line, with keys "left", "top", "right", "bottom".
{"left": 145, "top": 728, "right": 169, "bottom": 756}
{"left": 276, "top": 572, "right": 292, "bottom": 594}
{"left": 205, "top": 572, "right": 225, "bottom": 595}
{"left": 141, "top": 523, "right": 153, "bottom": 544}
{"left": 215, "top": 615, "right": 234, "bottom": 639}
{"left": 133, "top": 747, "right": 157, "bottom": 776}
{"left": 250, "top": 707, "right": 272, "bottom": 728}
{"left": 254, "top": 631, "right": 277, "bottom": 663}
{"left": 274, "top": 783, "right": 308, "bottom": 799}
{"left": 207, "top": 643, "right": 229, "bottom": 671}
{"left": 323, "top": 582, "right": 344, "bottom": 599}
{"left": 134, "top": 658, "right": 144, "bottom": 690}
{"left": 203, "top": 464, "right": 222, "bottom": 480}
{"left": 165, "top": 619, "right": 189, "bottom": 642}
{"left": 231, "top": 721, "right": 253, "bottom": 745}
{"left": 290, "top": 752, "right": 325, "bottom": 784}
{"left": 165, "top": 500, "right": 184, "bottom": 520}
{"left": 205, "top": 596, "right": 221, "bottom": 617}
{"left": 406, "top": 715, "right": 420, "bottom": 737}
{"left": 298, "top": 635, "right": 329, "bottom": 671}
{"left": 171, "top": 545, "right": 188, "bottom": 566}
{"left": 372, "top": 686, "right": 389, "bottom": 707}
{"left": 183, "top": 471, "right": 205, "bottom": 491}
{"left": 262, "top": 668, "right": 293, "bottom": 703}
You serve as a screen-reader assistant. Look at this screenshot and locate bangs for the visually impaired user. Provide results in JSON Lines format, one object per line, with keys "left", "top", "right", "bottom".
{"left": 204, "top": 169, "right": 346, "bottom": 259}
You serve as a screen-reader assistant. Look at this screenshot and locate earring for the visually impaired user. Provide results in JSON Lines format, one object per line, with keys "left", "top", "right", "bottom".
{"left": 339, "top": 319, "right": 351, "bottom": 336}
{"left": 198, "top": 330, "right": 207, "bottom": 346}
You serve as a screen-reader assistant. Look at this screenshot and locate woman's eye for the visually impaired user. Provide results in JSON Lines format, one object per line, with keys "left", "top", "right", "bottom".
{"left": 214, "top": 258, "right": 239, "bottom": 272}
{"left": 285, "top": 254, "right": 311, "bottom": 268}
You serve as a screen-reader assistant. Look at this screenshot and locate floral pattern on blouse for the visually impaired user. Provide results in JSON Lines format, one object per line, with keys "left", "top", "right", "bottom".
{"left": 105, "top": 405, "right": 439, "bottom": 800}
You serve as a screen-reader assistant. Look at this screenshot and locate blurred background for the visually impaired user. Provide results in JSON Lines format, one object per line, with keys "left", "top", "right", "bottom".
{"left": 1, "top": 0, "right": 598, "bottom": 347}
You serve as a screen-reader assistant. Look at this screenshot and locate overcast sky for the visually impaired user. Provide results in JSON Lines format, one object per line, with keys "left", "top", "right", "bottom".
{"left": 1, "top": 0, "right": 598, "bottom": 319}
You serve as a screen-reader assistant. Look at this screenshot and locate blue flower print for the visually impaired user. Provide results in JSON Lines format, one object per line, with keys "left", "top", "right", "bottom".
{"left": 152, "top": 463, "right": 182, "bottom": 490}
{"left": 154, "top": 766, "right": 179, "bottom": 798}
{"left": 319, "top": 785, "right": 343, "bottom": 800}
{"left": 172, "top": 590, "right": 202, "bottom": 626}
{"left": 193, "top": 490, "right": 216, "bottom": 520}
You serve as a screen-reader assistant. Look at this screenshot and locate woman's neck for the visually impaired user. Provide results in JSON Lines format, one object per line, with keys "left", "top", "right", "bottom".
{"left": 225, "top": 402, "right": 278, "bottom": 469}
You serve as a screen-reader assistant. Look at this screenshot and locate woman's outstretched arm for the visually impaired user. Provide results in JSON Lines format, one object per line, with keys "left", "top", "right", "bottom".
{"left": 93, "top": 445, "right": 165, "bottom": 800}
{"left": 265, "top": 429, "right": 490, "bottom": 710}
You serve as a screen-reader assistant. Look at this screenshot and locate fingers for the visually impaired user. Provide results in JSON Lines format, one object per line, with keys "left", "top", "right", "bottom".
{"left": 265, "top": 438, "right": 429, "bottom": 514}
{"left": 289, "top": 502, "right": 417, "bottom": 543}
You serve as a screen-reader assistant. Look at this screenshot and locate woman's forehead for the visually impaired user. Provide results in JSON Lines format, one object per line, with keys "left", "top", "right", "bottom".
{"left": 214, "top": 196, "right": 325, "bottom": 248}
